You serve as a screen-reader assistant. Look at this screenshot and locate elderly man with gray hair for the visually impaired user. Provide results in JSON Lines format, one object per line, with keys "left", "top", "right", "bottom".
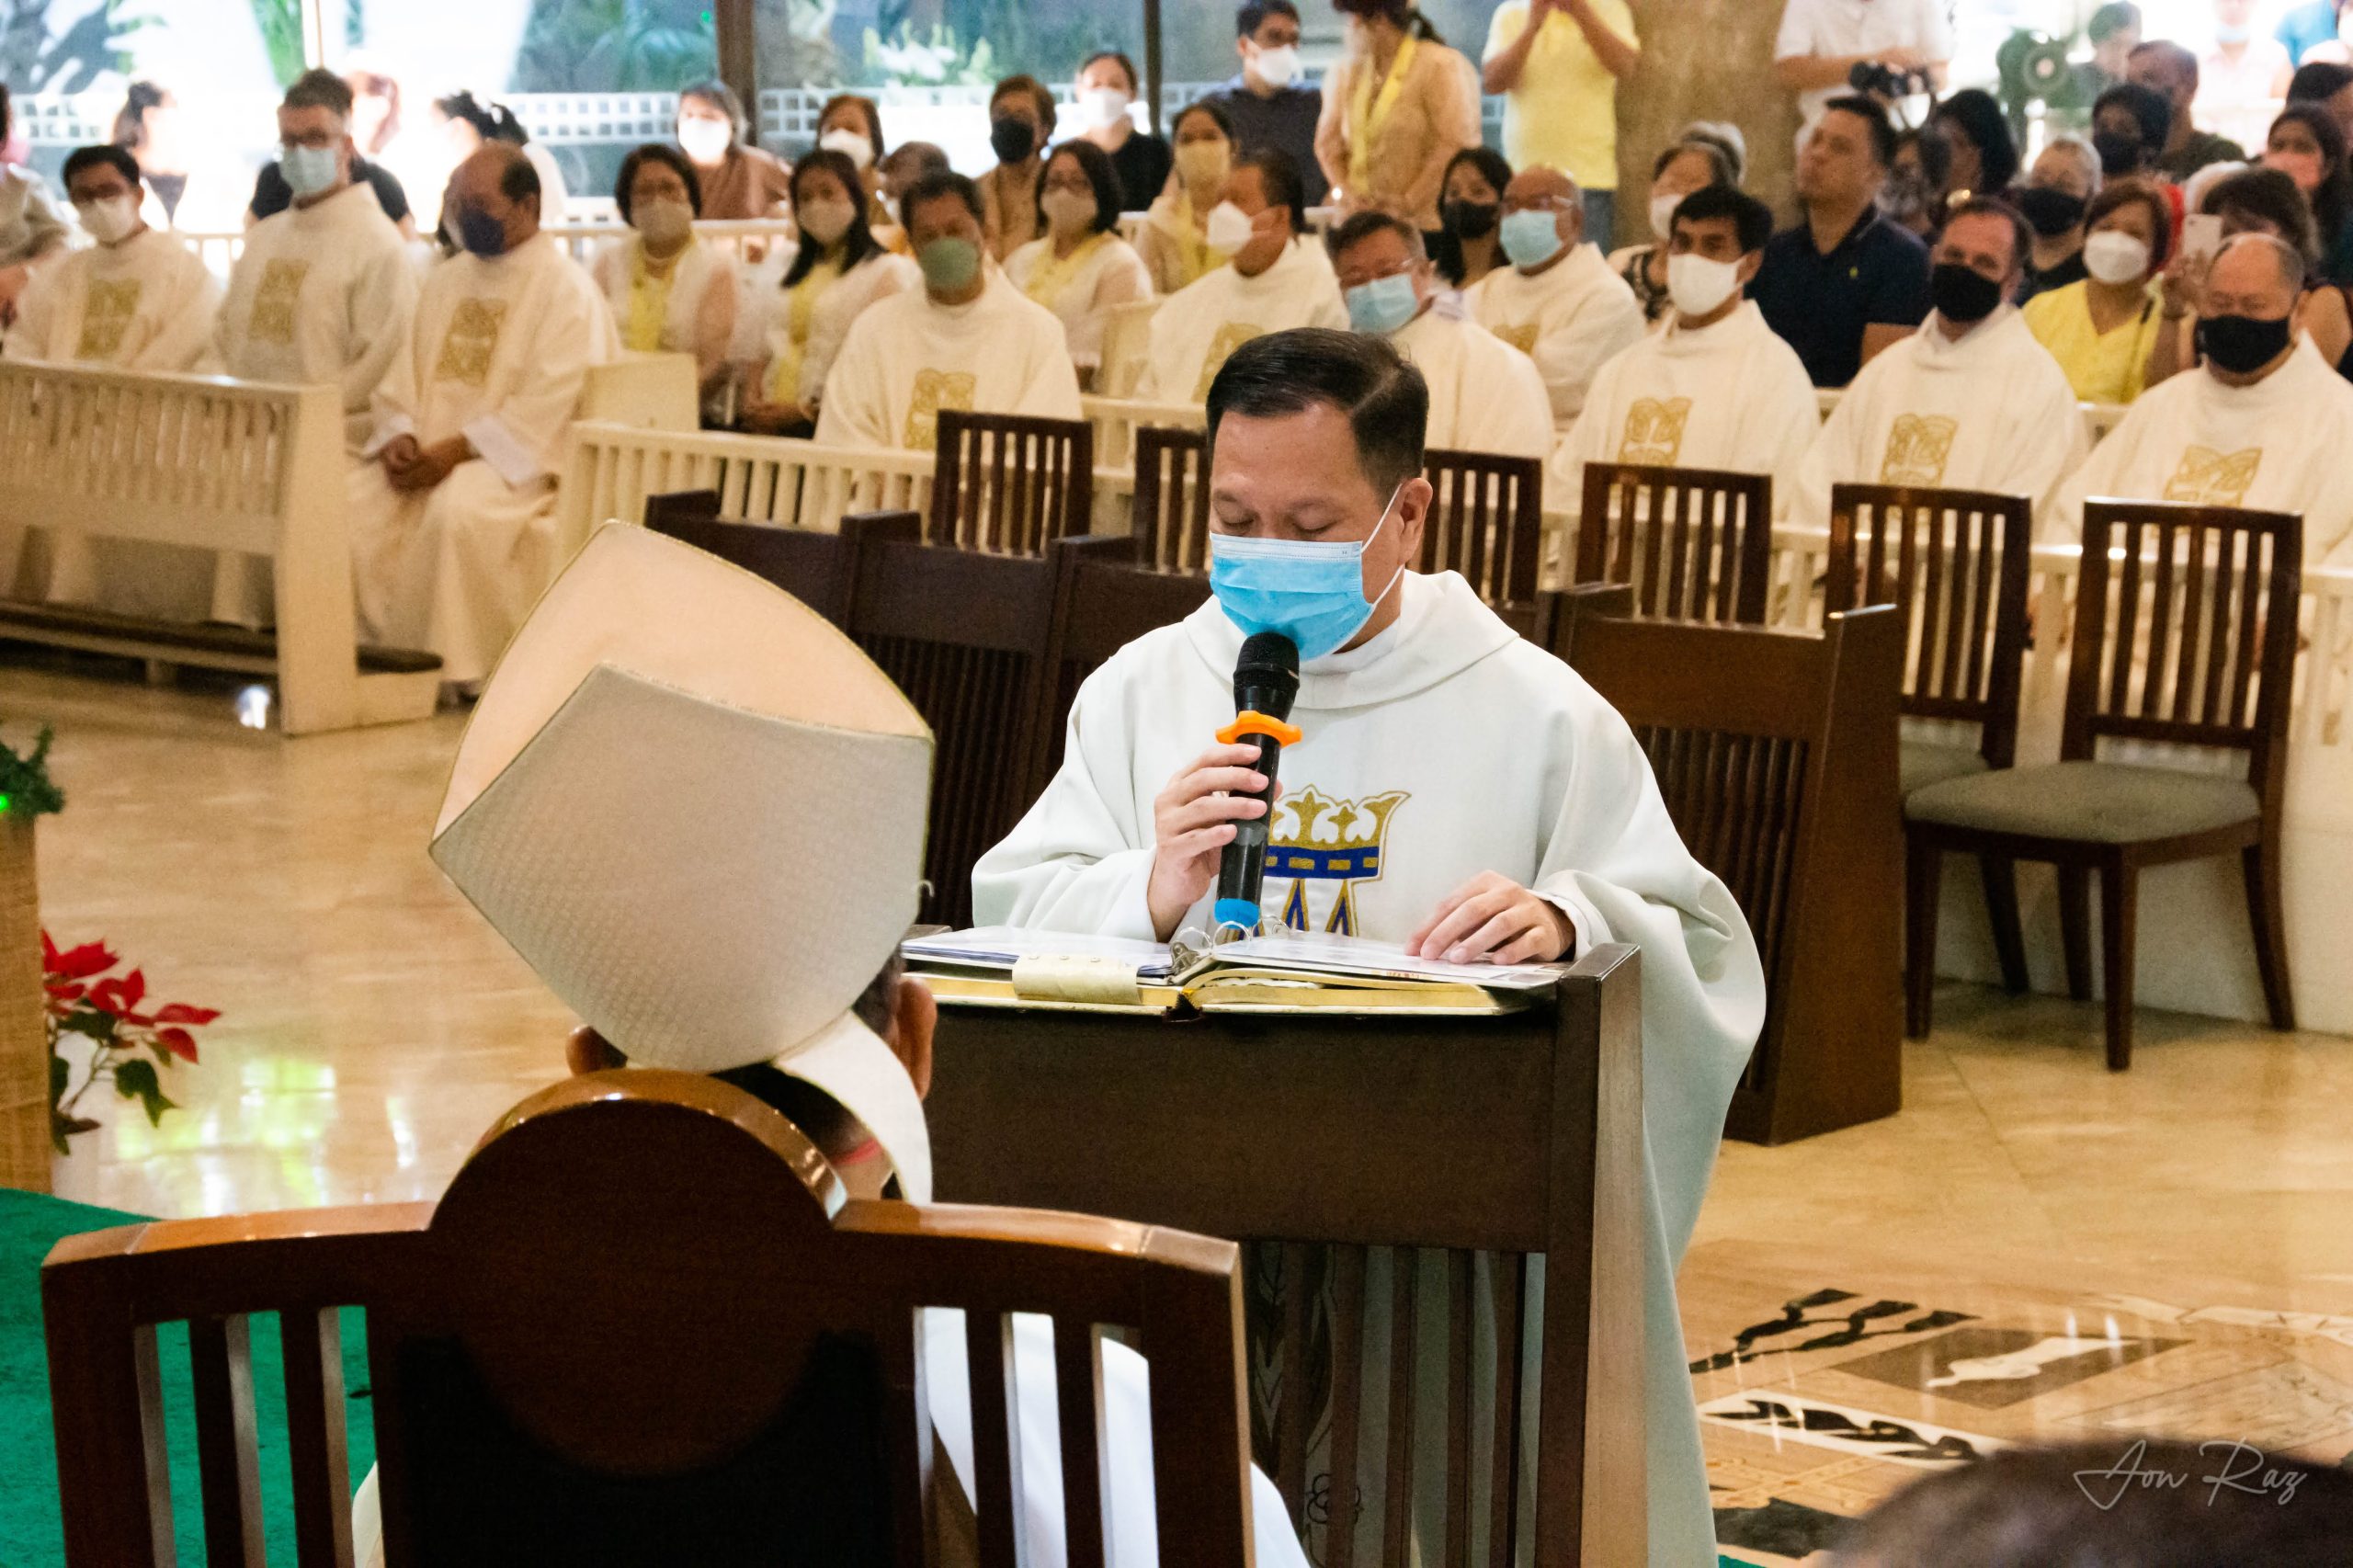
{"left": 2052, "top": 231, "right": 2353, "bottom": 565}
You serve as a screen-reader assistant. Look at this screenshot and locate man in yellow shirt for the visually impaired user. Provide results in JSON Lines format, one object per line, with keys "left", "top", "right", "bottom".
{"left": 1482, "top": 0, "right": 1641, "bottom": 244}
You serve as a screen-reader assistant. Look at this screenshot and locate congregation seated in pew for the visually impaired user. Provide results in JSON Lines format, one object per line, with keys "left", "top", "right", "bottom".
{"left": 1325, "top": 209, "right": 1551, "bottom": 460}
{"left": 813, "top": 168, "right": 1082, "bottom": 450}
{"left": 350, "top": 142, "right": 617, "bottom": 690}
{"left": 588, "top": 142, "right": 738, "bottom": 416}
{"left": 1132, "top": 147, "right": 1345, "bottom": 403}
{"left": 1, "top": 144, "right": 215, "bottom": 373}
{"left": 1792, "top": 197, "right": 2087, "bottom": 534}
{"left": 2054, "top": 231, "right": 2353, "bottom": 563}
{"left": 1548, "top": 184, "right": 1817, "bottom": 516}
{"left": 1463, "top": 164, "right": 1646, "bottom": 433}
{"left": 1003, "top": 139, "right": 1153, "bottom": 386}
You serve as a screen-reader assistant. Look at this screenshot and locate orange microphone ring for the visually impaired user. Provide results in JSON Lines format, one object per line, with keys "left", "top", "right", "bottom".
{"left": 1218, "top": 710, "right": 1304, "bottom": 746}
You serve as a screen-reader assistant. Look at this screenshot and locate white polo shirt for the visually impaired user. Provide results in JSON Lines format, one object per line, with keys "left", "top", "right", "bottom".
{"left": 1775, "top": 0, "right": 1956, "bottom": 132}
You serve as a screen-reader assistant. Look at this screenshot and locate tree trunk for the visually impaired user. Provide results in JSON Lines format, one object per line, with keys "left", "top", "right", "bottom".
{"left": 1614, "top": 0, "right": 1802, "bottom": 245}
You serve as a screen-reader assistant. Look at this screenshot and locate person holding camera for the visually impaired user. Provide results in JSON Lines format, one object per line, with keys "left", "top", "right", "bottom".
{"left": 1773, "top": 0, "right": 1953, "bottom": 142}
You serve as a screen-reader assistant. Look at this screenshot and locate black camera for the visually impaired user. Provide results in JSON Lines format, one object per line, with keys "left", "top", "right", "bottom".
{"left": 1850, "top": 58, "right": 1928, "bottom": 100}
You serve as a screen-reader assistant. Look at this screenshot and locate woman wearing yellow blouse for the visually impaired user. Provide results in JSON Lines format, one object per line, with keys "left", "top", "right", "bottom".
{"left": 2022, "top": 179, "right": 2170, "bottom": 406}
{"left": 739, "top": 149, "right": 914, "bottom": 436}
{"left": 588, "top": 143, "right": 739, "bottom": 417}
{"left": 1137, "top": 100, "right": 1236, "bottom": 295}
{"left": 1314, "top": 0, "right": 1482, "bottom": 229}
{"left": 1006, "top": 140, "right": 1154, "bottom": 386}
{"left": 979, "top": 74, "right": 1057, "bottom": 261}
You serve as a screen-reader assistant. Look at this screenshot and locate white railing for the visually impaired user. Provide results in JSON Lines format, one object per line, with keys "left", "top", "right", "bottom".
{"left": 1080, "top": 394, "right": 1203, "bottom": 469}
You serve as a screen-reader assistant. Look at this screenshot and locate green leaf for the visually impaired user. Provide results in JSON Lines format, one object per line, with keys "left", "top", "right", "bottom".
{"left": 112, "top": 1059, "right": 177, "bottom": 1128}
{"left": 49, "top": 1051, "right": 68, "bottom": 1109}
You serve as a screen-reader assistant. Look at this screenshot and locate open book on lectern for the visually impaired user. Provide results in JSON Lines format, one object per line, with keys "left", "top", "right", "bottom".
{"left": 901, "top": 926, "right": 1562, "bottom": 1016}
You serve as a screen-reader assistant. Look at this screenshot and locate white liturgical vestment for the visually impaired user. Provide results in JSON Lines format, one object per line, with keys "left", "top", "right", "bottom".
{"left": 1464, "top": 241, "right": 1646, "bottom": 430}
{"left": 347, "top": 232, "right": 617, "bottom": 682}
{"left": 215, "top": 179, "right": 418, "bottom": 452}
{"left": 2052, "top": 337, "right": 2353, "bottom": 565}
{"left": 1791, "top": 306, "right": 2086, "bottom": 533}
{"left": 1389, "top": 297, "right": 1553, "bottom": 460}
{"left": 1132, "top": 237, "right": 1347, "bottom": 403}
{"left": 972, "top": 571, "right": 1767, "bottom": 1566}
{"left": 4, "top": 224, "right": 218, "bottom": 371}
{"left": 813, "top": 272, "right": 1083, "bottom": 449}
{"left": 1551, "top": 300, "right": 1821, "bottom": 516}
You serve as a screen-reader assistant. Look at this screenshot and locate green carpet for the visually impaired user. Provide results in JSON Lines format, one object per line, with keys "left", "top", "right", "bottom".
{"left": 0, "top": 1188, "right": 374, "bottom": 1566}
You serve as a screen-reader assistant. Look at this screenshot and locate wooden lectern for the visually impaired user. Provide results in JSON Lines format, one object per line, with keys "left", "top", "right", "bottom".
{"left": 924, "top": 944, "right": 1649, "bottom": 1566}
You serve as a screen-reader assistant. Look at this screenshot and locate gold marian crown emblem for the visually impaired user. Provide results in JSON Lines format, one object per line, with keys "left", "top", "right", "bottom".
{"left": 1268, "top": 787, "right": 1408, "bottom": 854}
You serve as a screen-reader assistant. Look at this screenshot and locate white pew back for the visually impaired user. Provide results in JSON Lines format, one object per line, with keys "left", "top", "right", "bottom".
{"left": 0, "top": 363, "right": 439, "bottom": 734}
{"left": 555, "top": 423, "right": 936, "bottom": 556}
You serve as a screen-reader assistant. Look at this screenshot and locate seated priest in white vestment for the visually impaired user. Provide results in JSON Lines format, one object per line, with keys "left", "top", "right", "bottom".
{"left": 1463, "top": 165, "right": 1646, "bottom": 433}
{"left": 1326, "top": 209, "right": 1551, "bottom": 460}
{"left": 2052, "top": 233, "right": 2353, "bottom": 565}
{"left": 348, "top": 143, "right": 616, "bottom": 687}
{"left": 363, "top": 520, "right": 1313, "bottom": 1568}
{"left": 972, "top": 328, "right": 1766, "bottom": 1568}
{"left": 4, "top": 145, "right": 217, "bottom": 370}
{"left": 813, "top": 168, "right": 1083, "bottom": 450}
{"left": 1791, "top": 199, "right": 2087, "bottom": 534}
{"left": 1131, "top": 148, "right": 1347, "bottom": 403}
{"left": 1549, "top": 185, "right": 1820, "bottom": 516}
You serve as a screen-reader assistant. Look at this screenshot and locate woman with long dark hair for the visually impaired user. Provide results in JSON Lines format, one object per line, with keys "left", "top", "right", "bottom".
{"left": 741, "top": 149, "right": 912, "bottom": 435}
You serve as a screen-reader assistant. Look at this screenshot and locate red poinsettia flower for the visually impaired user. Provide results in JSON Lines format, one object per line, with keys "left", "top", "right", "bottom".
{"left": 41, "top": 932, "right": 117, "bottom": 982}
{"left": 154, "top": 1003, "right": 222, "bottom": 1026}
{"left": 154, "top": 1028, "right": 200, "bottom": 1064}
{"left": 89, "top": 970, "right": 152, "bottom": 1025}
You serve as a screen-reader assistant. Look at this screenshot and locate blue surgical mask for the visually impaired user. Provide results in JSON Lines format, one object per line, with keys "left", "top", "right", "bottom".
{"left": 457, "top": 205, "right": 508, "bottom": 258}
{"left": 1345, "top": 273, "right": 1420, "bottom": 335}
{"left": 281, "top": 142, "right": 339, "bottom": 199}
{"left": 1209, "top": 484, "right": 1407, "bottom": 660}
{"left": 1499, "top": 208, "right": 1566, "bottom": 270}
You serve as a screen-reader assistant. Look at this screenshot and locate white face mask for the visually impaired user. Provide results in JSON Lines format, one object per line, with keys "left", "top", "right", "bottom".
{"left": 797, "top": 197, "right": 856, "bottom": 248}
{"left": 677, "top": 118, "right": 732, "bottom": 165}
{"left": 1648, "top": 190, "right": 1683, "bottom": 240}
{"left": 75, "top": 194, "right": 140, "bottom": 245}
{"left": 1176, "top": 139, "right": 1233, "bottom": 191}
{"left": 1665, "top": 251, "right": 1744, "bottom": 318}
{"left": 818, "top": 127, "right": 874, "bottom": 171}
{"left": 1251, "top": 43, "right": 1304, "bottom": 88}
{"left": 1040, "top": 186, "right": 1097, "bottom": 235}
{"left": 1078, "top": 85, "right": 1130, "bottom": 131}
{"left": 2083, "top": 228, "right": 2153, "bottom": 284}
{"left": 1205, "top": 199, "right": 1257, "bottom": 254}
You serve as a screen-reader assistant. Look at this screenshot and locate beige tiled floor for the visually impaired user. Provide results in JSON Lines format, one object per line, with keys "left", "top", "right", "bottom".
{"left": 15, "top": 655, "right": 2353, "bottom": 1558}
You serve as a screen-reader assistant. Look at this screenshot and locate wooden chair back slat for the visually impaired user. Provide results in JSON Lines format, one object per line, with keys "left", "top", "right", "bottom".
{"left": 1273, "top": 1240, "right": 1313, "bottom": 1521}
{"left": 45, "top": 1074, "right": 1253, "bottom": 1568}
{"left": 188, "top": 1314, "right": 266, "bottom": 1567}
{"left": 1550, "top": 593, "right": 1904, "bottom": 1142}
{"left": 1422, "top": 449, "right": 1544, "bottom": 613}
{"left": 1324, "top": 1246, "right": 1368, "bottom": 1568}
{"left": 1574, "top": 462, "right": 1770, "bottom": 622}
{"left": 641, "top": 493, "right": 921, "bottom": 630}
{"left": 1052, "top": 1316, "right": 1111, "bottom": 1568}
{"left": 280, "top": 1304, "right": 354, "bottom": 1567}
{"left": 1381, "top": 1252, "right": 1420, "bottom": 1564}
{"left": 2065, "top": 503, "right": 2302, "bottom": 784}
{"left": 1484, "top": 1253, "right": 1526, "bottom": 1568}
{"left": 929, "top": 411, "right": 1095, "bottom": 554}
{"left": 1443, "top": 1249, "right": 1474, "bottom": 1568}
{"left": 1827, "top": 484, "right": 2031, "bottom": 767}
{"left": 1133, "top": 425, "right": 1213, "bottom": 573}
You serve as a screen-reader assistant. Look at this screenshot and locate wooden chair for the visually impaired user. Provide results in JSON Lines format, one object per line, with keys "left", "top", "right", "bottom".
{"left": 642, "top": 492, "right": 920, "bottom": 629}
{"left": 1904, "top": 499, "right": 2302, "bottom": 1070}
{"left": 1422, "top": 448, "right": 1546, "bottom": 631}
{"left": 1574, "top": 462, "right": 1772, "bottom": 623}
{"left": 44, "top": 1072, "right": 1255, "bottom": 1566}
{"left": 928, "top": 410, "right": 1095, "bottom": 555}
{"left": 925, "top": 945, "right": 1651, "bottom": 1565}
{"left": 1028, "top": 551, "right": 1214, "bottom": 799}
{"left": 848, "top": 529, "right": 1137, "bottom": 928}
{"left": 1550, "top": 585, "right": 1904, "bottom": 1142}
{"left": 1133, "top": 424, "right": 1213, "bottom": 574}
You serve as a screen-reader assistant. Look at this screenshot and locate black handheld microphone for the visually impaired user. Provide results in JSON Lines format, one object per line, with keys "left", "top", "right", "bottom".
{"left": 1212, "top": 631, "right": 1301, "bottom": 935}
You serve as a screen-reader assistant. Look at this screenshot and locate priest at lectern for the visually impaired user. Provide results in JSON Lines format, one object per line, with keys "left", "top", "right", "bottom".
{"left": 974, "top": 327, "right": 1766, "bottom": 1566}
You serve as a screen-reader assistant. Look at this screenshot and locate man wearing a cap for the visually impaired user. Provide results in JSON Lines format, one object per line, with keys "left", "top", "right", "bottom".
{"left": 975, "top": 327, "right": 1765, "bottom": 1567}
{"left": 403, "top": 522, "right": 1312, "bottom": 1568}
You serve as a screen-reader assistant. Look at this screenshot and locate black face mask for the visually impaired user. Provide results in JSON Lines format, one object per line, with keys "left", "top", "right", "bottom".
{"left": 2013, "top": 185, "right": 2088, "bottom": 238}
{"left": 1930, "top": 261, "right": 2005, "bottom": 324}
{"left": 1443, "top": 199, "right": 1499, "bottom": 239}
{"left": 2197, "top": 312, "right": 2294, "bottom": 373}
{"left": 990, "top": 115, "right": 1037, "bottom": 165}
{"left": 2092, "top": 130, "right": 2144, "bottom": 177}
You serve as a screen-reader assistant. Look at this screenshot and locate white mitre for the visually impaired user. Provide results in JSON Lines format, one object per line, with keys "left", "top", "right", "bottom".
{"left": 430, "top": 522, "right": 938, "bottom": 1199}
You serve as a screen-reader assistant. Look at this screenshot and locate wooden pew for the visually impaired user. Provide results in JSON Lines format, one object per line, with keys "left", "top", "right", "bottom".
{"left": 45, "top": 1072, "right": 1258, "bottom": 1565}
{"left": 0, "top": 362, "right": 440, "bottom": 734}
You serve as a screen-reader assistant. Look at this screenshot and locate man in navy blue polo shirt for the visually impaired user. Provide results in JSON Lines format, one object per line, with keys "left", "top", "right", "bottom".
{"left": 1202, "top": 0, "right": 1332, "bottom": 209}
{"left": 1751, "top": 93, "right": 1932, "bottom": 387}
